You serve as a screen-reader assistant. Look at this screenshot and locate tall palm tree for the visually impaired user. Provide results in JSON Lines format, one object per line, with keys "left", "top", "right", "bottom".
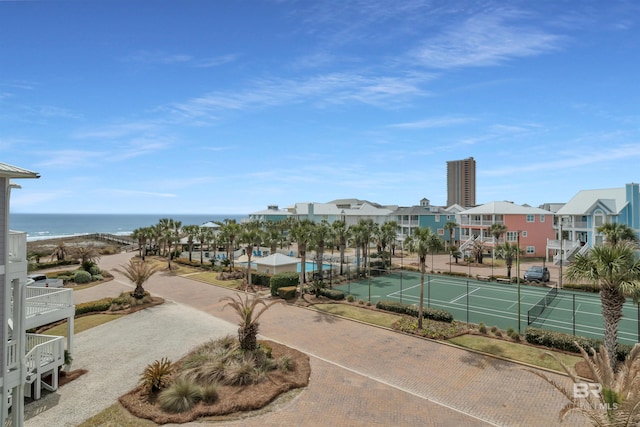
{"left": 196, "top": 226, "right": 215, "bottom": 265}
{"left": 444, "top": 221, "right": 458, "bottom": 249}
{"left": 238, "top": 221, "right": 264, "bottom": 288}
{"left": 358, "top": 219, "right": 379, "bottom": 277}
{"left": 220, "top": 293, "right": 284, "bottom": 352}
{"left": 157, "top": 218, "right": 172, "bottom": 256}
{"left": 264, "top": 220, "right": 283, "bottom": 255}
{"left": 566, "top": 240, "right": 640, "bottom": 369}
{"left": 598, "top": 223, "right": 637, "bottom": 246}
{"left": 311, "top": 220, "right": 332, "bottom": 274}
{"left": 289, "top": 219, "right": 315, "bottom": 286}
{"left": 332, "top": 219, "right": 351, "bottom": 275}
{"left": 404, "top": 227, "right": 435, "bottom": 329}
{"left": 116, "top": 259, "right": 160, "bottom": 299}
{"left": 427, "top": 233, "right": 444, "bottom": 273}
{"left": 496, "top": 242, "right": 522, "bottom": 279}
{"left": 350, "top": 223, "right": 365, "bottom": 277}
{"left": 488, "top": 223, "right": 507, "bottom": 277}
{"left": 182, "top": 224, "right": 200, "bottom": 262}
{"left": 377, "top": 221, "right": 398, "bottom": 268}
{"left": 217, "top": 220, "right": 241, "bottom": 270}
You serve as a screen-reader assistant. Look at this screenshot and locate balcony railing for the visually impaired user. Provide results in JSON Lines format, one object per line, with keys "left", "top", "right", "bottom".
{"left": 8, "top": 231, "right": 27, "bottom": 263}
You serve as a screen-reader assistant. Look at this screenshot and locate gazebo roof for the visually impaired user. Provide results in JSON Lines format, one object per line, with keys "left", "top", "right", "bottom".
{"left": 253, "top": 253, "right": 299, "bottom": 267}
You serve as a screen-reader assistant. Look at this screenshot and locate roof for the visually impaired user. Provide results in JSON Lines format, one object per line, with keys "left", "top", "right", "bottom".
{"left": 253, "top": 253, "right": 299, "bottom": 266}
{"left": 556, "top": 187, "right": 627, "bottom": 215}
{"left": 0, "top": 162, "right": 40, "bottom": 179}
{"left": 460, "top": 201, "right": 552, "bottom": 215}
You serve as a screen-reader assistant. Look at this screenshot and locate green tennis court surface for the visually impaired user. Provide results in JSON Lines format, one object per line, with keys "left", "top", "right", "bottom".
{"left": 334, "top": 271, "right": 640, "bottom": 345}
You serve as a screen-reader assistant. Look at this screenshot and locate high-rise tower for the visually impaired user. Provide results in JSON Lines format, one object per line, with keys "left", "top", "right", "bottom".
{"left": 447, "top": 157, "right": 476, "bottom": 207}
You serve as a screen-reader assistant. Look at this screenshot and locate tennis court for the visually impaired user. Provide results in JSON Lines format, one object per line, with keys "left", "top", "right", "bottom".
{"left": 335, "top": 270, "right": 640, "bottom": 345}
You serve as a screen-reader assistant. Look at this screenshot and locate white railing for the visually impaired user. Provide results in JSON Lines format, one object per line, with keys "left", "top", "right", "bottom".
{"left": 24, "top": 287, "right": 73, "bottom": 318}
{"left": 8, "top": 231, "right": 27, "bottom": 263}
{"left": 459, "top": 235, "right": 476, "bottom": 252}
{"left": 6, "top": 340, "right": 19, "bottom": 372}
{"left": 25, "top": 334, "right": 64, "bottom": 373}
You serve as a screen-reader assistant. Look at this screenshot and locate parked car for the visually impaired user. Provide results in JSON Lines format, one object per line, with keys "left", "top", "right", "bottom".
{"left": 26, "top": 274, "right": 64, "bottom": 288}
{"left": 523, "top": 266, "right": 550, "bottom": 283}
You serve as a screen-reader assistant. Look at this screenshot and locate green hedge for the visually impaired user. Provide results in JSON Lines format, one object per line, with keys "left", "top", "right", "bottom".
{"left": 75, "top": 298, "right": 113, "bottom": 315}
{"left": 73, "top": 270, "right": 92, "bottom": 284}
{"left": 317, "top": 288, "right": 345, "bottom": 300}
{"left": 251, "top": 272, "right": 272, "bottom": 287}
{"left": 270, "top": 272, "right": 299, "bottom": 296}
{"left": 525, "top": 327, "right": 633, "bottom": 361}
{"left": 277, "top": 286, "right": 297, "bottom": 300}
{"left": 376, "top": 300, "right": 454, "bottom": 323}
{"left": 561, "top": 283, "right": 600, "bottom": 293}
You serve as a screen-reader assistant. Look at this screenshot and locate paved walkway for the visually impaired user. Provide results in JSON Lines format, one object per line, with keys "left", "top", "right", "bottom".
{"left": 26, "top": 252, "right": 581, "bottom": 426}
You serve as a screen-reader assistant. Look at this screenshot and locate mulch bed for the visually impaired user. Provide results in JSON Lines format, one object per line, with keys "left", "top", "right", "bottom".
{"left": 118, "top": 340, "right": 310, "bottom": 424}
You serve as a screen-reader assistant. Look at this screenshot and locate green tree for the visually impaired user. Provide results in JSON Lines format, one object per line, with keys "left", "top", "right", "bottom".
{"left": 311, "top": 220, "right": 332, "bottom": 276}
{"left": 358, "top": 219, "right": 379, "bottom": 278}
{"left": 182, "top": 225, "right": 201, "bottom": 262}
{"left": 332, "top": 219, "right": 351, "bottom": 275}
{"left": 50, "top": 241, "right": 68, "bottom": 262}
{"left": 428, "top": 232, "right": 444, "bottom": 272}
{"left": 377, "top": 221, "right": 398, "bottom": 268}
{"left": 116, "top": 259, "right": 160, "bottom": 299}
{"left": 196, "top": 226, "right": 215, "bottom": 265}
{"left": 221, "top": 293, "right": 284, "bottom": 352}
{"left": 238, "top": 221, "right": 264, "bottom": 287}
{"left": 217, "top": 220, "right": 241, "bottom": 271}
{"left": 289, "top": 219, "right": 315, "bottom": 286}
{"left": 405, "top": 227, "right": 436, "bottom": 329}
{"left": 566, "top": 240, "right": 640, "bottom": 368}
{"left": 444, "top": 221, "right": 458, "bottom": 249}
{"left": 488, "top": 223, "right": 507, "bottom": 276}
{"left": 598, "top": 223, "right": 637, "bottom": 246}
{"left": 496, "top": 242, "right": 522, "bottom": 279}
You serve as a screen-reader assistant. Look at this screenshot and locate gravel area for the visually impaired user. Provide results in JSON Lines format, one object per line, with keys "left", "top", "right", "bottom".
{"left": 24, "top": 302, "right": 237, "bottom": 427}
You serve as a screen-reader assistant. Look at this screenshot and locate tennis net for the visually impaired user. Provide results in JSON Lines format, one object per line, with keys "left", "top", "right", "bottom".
{"left": 527, "top": 287, "right": 559, "bottom": 324}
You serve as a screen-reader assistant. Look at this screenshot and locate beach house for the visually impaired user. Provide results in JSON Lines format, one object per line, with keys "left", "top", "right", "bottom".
{"left": 1, "top": 162, "right": 75, "bottom": 426}
{"left": 546, "top": 183, "right": 640, "bottom": 264}
{"left": 458, "top": 201, "right": 555, "bottom": 258}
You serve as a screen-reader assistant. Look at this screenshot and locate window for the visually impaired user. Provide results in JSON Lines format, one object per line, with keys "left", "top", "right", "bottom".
{"left": 540, "top": 215, "right": 545, "bottom": 222}
{"left": 526, "top": 214, "right": 534, "bottom": 222}
{"left": 437, "top": 228, "right": 444, "bottom": 236}
{"left": 522, "top": 231, "right": 528, "bottom": 237}
{"left": 594, "top": 215, "right": 604, "bottom": 227}
{"left": 526, "top": 246, "right": 535, "bottom": 254}
{"left": 506, "top": 231, "right": 518, "bottom": 242}
{"left": 435, "top": 215, "right": 440, "bottom": 222}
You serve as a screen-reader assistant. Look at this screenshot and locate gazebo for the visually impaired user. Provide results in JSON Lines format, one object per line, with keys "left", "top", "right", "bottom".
{"left": 253, "top": 253, "right": 299, "bottom": 275}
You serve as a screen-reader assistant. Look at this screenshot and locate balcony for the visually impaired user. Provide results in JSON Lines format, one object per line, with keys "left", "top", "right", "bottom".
{"left": 7, "top": 231, "right": 27, "bottom": 275}
{"left": 24, "top": 287, "right": 75, "bottom": 330}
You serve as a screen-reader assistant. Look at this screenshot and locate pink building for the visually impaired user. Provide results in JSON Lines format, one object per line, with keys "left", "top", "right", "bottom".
{"left": 458, "top": 201, "right": 554, "bottom": 258}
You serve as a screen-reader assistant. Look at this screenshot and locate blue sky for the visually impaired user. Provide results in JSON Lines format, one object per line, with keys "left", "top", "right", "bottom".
{"left": 2, "top": 0, "right": 639, "bottom": 215}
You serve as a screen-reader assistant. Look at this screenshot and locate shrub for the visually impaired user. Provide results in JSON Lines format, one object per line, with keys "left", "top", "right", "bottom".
{"left": 478, "top": 323, "right": 487, "bottom": 334}
{"left": 92, "top": 274, "right": 104, "bottom": 281}
{"left": 317, "top": 288, "right": 345, "bottom": 300}
{"left": 358, "top": 300, "right": 365, "bottom": 305}
{"left": 140, "top": 357, "right": 174, "bottom": 394}
{"left": 490, "top": 326, "right": 498, "bottom": 333}
{"left": 270, "top": 272, "right": 299, "bottom": 296}
{"left": 73, "top": 270, "right": 92, "bottom": 284}
{"left": 277, "top": 286, "right": 297, "bottom": 300}
{"left": 494, "top": 330, "right": 503, "bottom": 338}
{"left": 88, "top": 265, "right": 102, "bottom": 276}
{"left": 506, "top": 328, "right": 515, "bottom": 337}
{"left": 376, "top": 300, "right": 453, "bottom": 323}
{"left": 512, "top": 333, "right": 521, "bottom": 342}
{"left": 200, "top": 383, "right": 219, "bottom": 404}
{"left": 158, "top": 377, "right": 201, "bottom": 413}
{"left": 75, "top": 298, "right": 112, "bottom": 315}
{"left": 278, "top": 355, "right": 294, "bottom": 372}
{"left": 524, "top": 327, "right": 633, "bottom": 361}
{"left": 346, "top": 294, "right": 355, "bottom": 302}
{"left": 251, "top": 272, "right": 272, "bottom": 287}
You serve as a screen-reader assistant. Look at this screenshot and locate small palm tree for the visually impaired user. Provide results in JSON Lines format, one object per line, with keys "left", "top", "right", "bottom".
{"left": 51, "top": 241, "right": 68, "bottom": 262}
{"left": 496, "top": 242, "right": 522, "bottom": 279}
{"left": 116, "top": 259, "right": 160, "bottom": 299}
{"left": 221, "top": 293, "right": 284, "bottom": 352}
{"left": 597, "top": 223, "right": 637, "bottom": 246}
{"left": 529, "top": 343, "right": 640, "bottom": 425}
{"left": 405, "top": 227, "right": 435, "bottom": 329}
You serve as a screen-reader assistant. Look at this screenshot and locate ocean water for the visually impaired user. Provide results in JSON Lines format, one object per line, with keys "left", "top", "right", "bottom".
{"left": 9, "top": 213, "right": 246, "bottom": 241}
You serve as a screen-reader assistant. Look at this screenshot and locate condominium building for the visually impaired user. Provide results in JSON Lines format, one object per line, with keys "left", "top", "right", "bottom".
{"left": 447, "top": 157, "right": 476, "bottom": 208}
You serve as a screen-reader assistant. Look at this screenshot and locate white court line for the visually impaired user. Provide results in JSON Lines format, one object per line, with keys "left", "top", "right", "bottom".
{"left": 450, "top": 287, "right": 481, "bottom": 304}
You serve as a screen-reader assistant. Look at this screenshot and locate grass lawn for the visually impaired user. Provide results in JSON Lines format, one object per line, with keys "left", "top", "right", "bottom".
{"left": 312, "top": 303, "right": 402, "bottom": 328}
{"left": 448, "top": 334, "right": 582, "bottom": 372}
{"left": 42, "top": 314, "right": 124, "bottom": 337}
{"left": 77, "top": 403, "right": 155, "bottom": 427}
{"left": 187, "top": 271, "right": 243, "bottom": 289}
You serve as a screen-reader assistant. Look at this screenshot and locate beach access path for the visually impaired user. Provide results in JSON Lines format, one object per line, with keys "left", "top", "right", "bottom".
{"left": 25, "top": 252, "right": 581, "bottom": 427}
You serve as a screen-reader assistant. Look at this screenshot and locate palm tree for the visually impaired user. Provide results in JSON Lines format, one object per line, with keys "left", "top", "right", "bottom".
{"left": 427, "top": 233, "right": 444, "bottom": 273}
{"left": 289, "top": 219, "right": 315, "bottom": 286}
{"left": 264, "top": 220, "right": 283, "bottom": 255}
{"left": 405, "top": 227, "right": 435, "bottom": 329}
{"left": 238, "top": 221, "right": 263, "bottom": 288}
{"left": 350, "top": 223, "right": 365, "bottom": 277}
{"left": 311, "top": 220, "right": 332, "bottom": 275}
{"left": 217, "top": 220, "right": 241, "bottom": 270}
{"left": 598, "top": 223, "right": 637, "bottom": 246}
{"left": 377, "top": 221, "right": 398, "bottom": 269}
{"left": 182, "top": 225, "right": 200, "bottom": 262}
{"left": 116, "top": 259, "right": 160, "bottom": 299}
{"left": 332, "top": 219, "right": 351, "bottom": 275}
{"left": 358, "top": 219, "right": 379, "bottom": 277}
{"left": 530, "top": 343, "right": 640, "bottom": 425}
{"left": 197, "top": 226, "right": 215, "bottom": 265}
{"left": 444, "top": 221, "right": 458, "bottom": 249}
{"left": 566, "top": 240, "right": 640, "bottom": 368}
{"left": 496, "top": 242, "right": 522, "bottom": 279}
{"left": 50, "top": 241, "right": 68, "bottom": 262}
{"left": 221, "top": 293, "right": 284, "bottom": 352}
{"left": 488, "top": 223, "right": 507, "bottom": 277}
{"left": 157, "top": 218, "right": 172, "bottom": 256}
{"left": 73, "top": 245, "right": 101, "bottom": 268}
